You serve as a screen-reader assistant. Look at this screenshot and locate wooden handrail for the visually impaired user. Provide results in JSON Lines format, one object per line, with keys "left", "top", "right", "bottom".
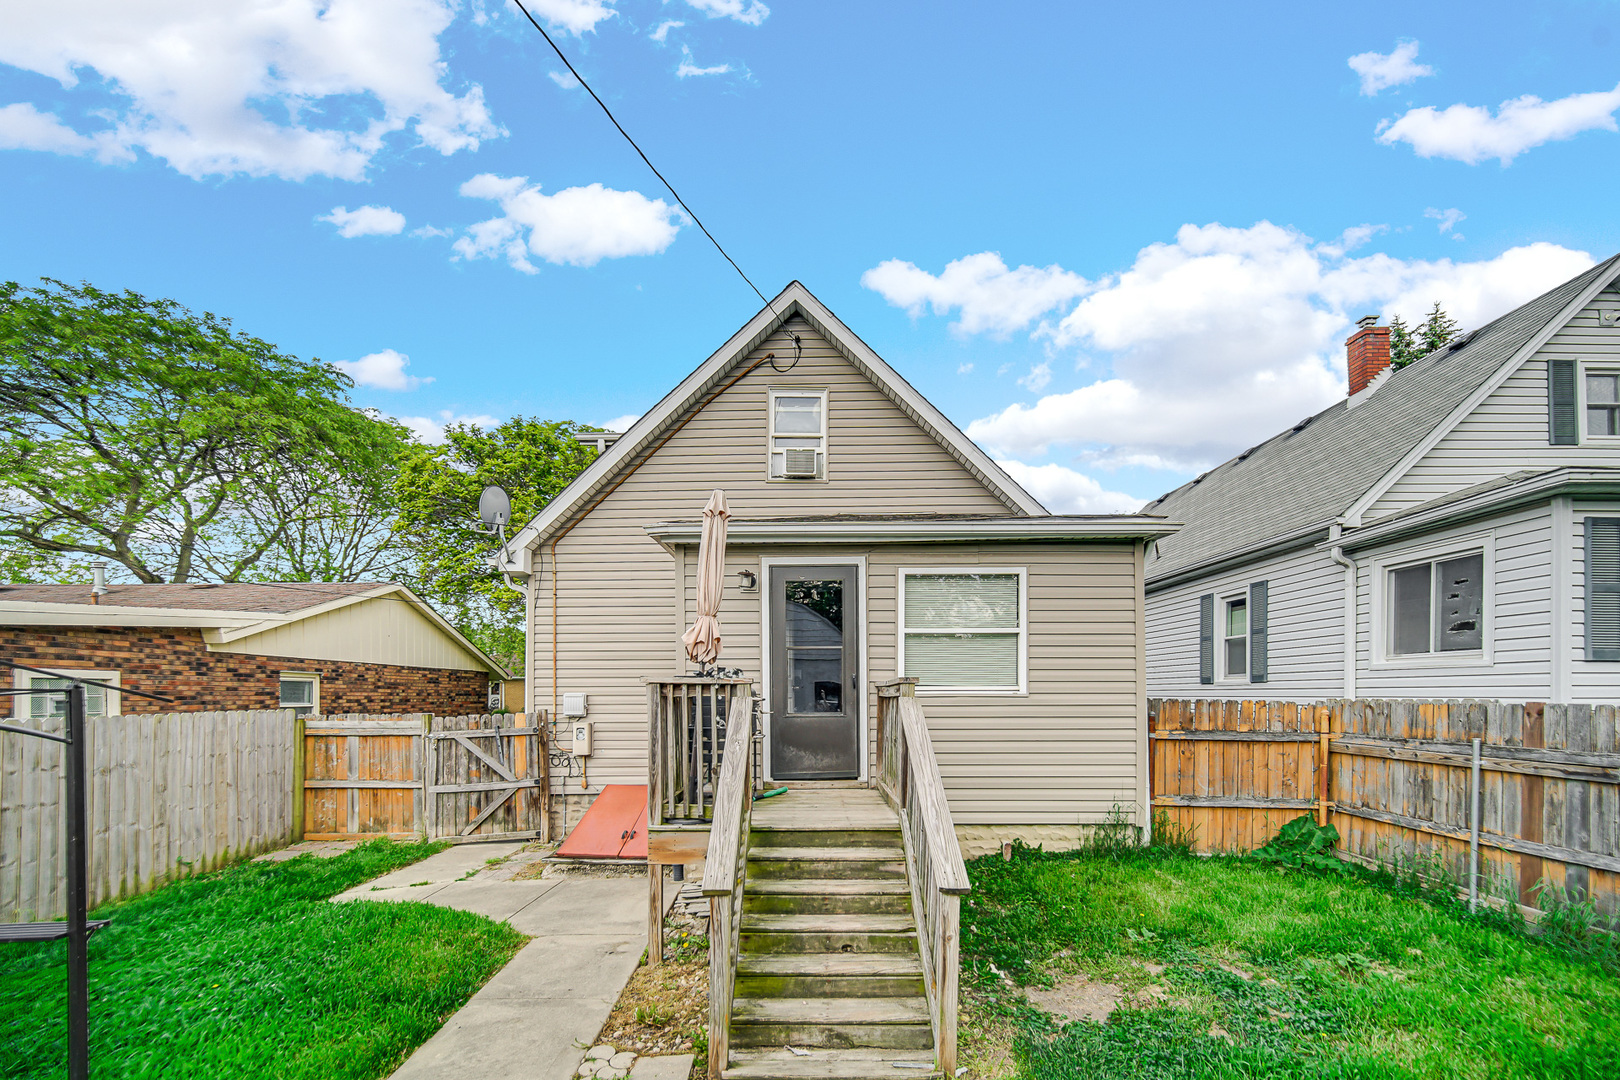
{"left": 873, "top": 681, "right": 968, "bottom": 1073}
{"left": 700, "top": 693, "right": 755, "bottom": 1080}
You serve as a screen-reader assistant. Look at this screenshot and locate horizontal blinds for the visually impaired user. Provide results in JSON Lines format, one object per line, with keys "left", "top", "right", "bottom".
{"left": 903, "top": 573, "right": 1020, "bottom": 630}
{"left": 903, "top": 633, "right": 1019, "bottom": 688}
{"left": 1588, "top": 518, "right": 1620, "bottom": 661}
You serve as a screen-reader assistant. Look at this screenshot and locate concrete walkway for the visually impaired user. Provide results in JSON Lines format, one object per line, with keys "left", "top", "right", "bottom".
{"left": 332, "top": 844, "right": 657, "bottom": 1080}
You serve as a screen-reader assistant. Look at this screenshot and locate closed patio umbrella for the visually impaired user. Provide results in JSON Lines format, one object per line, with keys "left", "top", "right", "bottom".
{"left": 682, "top": 489, "right": 730, "bottom": 669}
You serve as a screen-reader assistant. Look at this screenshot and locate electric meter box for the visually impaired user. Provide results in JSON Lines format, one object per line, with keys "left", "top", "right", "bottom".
{"left": 571, "top": 721, "right": 593, "bottom": 757}
{"left": 562, "top": 693, "right": 589, "bottom": 717}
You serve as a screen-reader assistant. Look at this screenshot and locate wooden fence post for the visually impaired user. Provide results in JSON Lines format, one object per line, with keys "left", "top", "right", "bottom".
{"left": 1519, "top": 702, "right": 1545, "bottom": 908}
{"left": 291, "top": 714, "right": 305, "bottom": 843}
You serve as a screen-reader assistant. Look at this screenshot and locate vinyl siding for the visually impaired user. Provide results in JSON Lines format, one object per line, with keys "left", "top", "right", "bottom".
{"left": 672, "top": 542, "right": 1146, "bottom": 827}
{"left": 1146, "top": 544, "right": 1345, "bottom": 700}
{"left": 1370, "top": 287, "right": 1620, "bottom": 518}
{"left": 532, "top": 318, "right": 1023, "bottom": 810}
{"left": 1352, "top": 505, "right": 1553, "bottom": 698}
{"left": 211, "top": 596, "right": 490, "bottom": 671}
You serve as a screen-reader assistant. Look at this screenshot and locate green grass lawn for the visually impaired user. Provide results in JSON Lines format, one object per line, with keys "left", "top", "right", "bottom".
{"left": 960, "top": 833, "right": 1620, "bottom": 1080}
{"left": 0, "top": 839, "right": 525, "bottom": 1080}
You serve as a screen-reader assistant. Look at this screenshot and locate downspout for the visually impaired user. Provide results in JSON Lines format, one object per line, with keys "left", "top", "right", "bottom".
{"left": 1328, "top": 523, "right": 1356, "bottom": 700}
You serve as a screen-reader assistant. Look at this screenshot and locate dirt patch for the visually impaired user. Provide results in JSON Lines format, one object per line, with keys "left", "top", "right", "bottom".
{"left": 513, "top": 856, "right": 647, "bottom": 881}
{"left": 596, "top": 949, "right": 707, "bottom": 1058}
{"left": 1025, "top": 974, "right": 1125, "bottom": 1024}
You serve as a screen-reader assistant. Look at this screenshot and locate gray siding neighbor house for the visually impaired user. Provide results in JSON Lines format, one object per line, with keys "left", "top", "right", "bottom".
{"left": 1144, "top": 254, "right": 1620, "bottom": 705}
{"left": 496, "top": 282, "right": 1178, "bottom": 850}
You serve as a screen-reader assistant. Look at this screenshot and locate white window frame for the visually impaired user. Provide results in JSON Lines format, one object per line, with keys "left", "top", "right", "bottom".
{"left": 279, "top": 672, "right": 321, "bottom": 716}
{"left": 1578, "top": 360, "right": 1620, "bottom": 444}
{"left": 767, "top": 387, "right": 829, "bottom": 480}
{"left": 898, "top": 566, "right": 1028, "bottom": 695}
{"left": 11, "top": 668, "right": 121, "bottom": 719}
{"left": 1217, "top": 592, "right": 1250, "bottom": 683}
{"left": 1370, "top": 531, "right": 1495, "bottom": 668}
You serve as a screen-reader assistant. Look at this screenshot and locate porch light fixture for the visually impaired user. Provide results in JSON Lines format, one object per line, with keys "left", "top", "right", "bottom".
{"left": 737, "top": 570, "right": 758, "bottom": 592}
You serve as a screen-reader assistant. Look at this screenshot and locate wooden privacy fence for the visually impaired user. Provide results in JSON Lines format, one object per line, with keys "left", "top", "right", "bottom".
{"left": 301, "top": 712, "right": 547, "bottom": 842}
{"left": 1149, "top": 699, "right": 1620, "bottom": 916}
{"left": 0, "top": 711, "right": 296, "bottom": 922}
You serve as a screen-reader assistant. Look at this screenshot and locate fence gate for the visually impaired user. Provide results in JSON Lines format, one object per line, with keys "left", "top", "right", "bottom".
{"left": 302, "top": 716, "right": 426, "bottom": 840}
{"left": 427, "top": 714, "right": 547, "bottom": 841}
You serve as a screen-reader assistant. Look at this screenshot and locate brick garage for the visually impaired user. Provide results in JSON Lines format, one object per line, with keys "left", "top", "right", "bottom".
{"left": 2, "top": 625, "right": 491, "bottom": 716}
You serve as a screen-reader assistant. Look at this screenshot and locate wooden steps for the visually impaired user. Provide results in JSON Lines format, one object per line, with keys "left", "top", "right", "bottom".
{"left": 722, "top": 786, "right": 935, "bottom": 1080}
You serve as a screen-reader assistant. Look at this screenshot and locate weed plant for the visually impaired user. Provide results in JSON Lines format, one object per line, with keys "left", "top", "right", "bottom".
{"left": 961, "top": 818, "right": 1620, "bottom": 1080}
{"left": 0, "top": 839, "right": 524, "bottom": 1080}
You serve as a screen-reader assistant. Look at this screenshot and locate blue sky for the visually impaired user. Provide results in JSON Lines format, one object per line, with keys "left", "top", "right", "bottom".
{"left": 2, "top": 1, "right": 1619, "bottom": 511}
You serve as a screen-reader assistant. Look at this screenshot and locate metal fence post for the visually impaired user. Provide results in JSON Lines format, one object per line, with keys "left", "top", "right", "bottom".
{"left": 65, "top": 684, "right": 89, "bottom": 1080}
{"left": 1468, "top": 737, "right": 1482, "bottom": 912}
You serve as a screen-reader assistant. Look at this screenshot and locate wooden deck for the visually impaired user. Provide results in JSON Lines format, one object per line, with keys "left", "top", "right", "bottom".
{"left": 750, "top": 784, "right": 899, "bottom": 831}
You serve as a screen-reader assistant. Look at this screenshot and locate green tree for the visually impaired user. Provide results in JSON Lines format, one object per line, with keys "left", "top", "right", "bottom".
{"left": 0, "top": 278, "right": 406, "bottom": 583}
{"left": 393, "top": 417, "right": 598, "bottom": 666}
{"left": 1389, "top": 301, "right": 1463, "bottom": 369}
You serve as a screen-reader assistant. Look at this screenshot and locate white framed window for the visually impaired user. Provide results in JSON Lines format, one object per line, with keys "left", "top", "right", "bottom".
{"left": 768, "top": 388, "right": 827, "bottom": 479}
{"left": 899, "top": 568, "right": 1026, "bottom": 693}
{"left": 279, "top": 673, "right": 320, "bottom": 717}
{"left": 1220, "top": 595, "right": 1249, "bottom": 680}
{"left": 12, "top": 669, "right": 120, "bottom": 719}
{"left": 1372, "top": 536, "right": 1491, "bottom": 665}
{"left": 1579, "top": 362, "right": 1620, "bottom": 442}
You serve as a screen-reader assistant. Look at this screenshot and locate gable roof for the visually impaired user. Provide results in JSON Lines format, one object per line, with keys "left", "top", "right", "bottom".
{"left": 0, "top": 581, "right": 510, "bottom": 676}
{"left": 1144, "top": 253, "right": 1620, "bottom": 584}
{"left": 0, "top": 581, "right": 379, "bottom": 614}
{"left": 506, "top": 282, "right": 1048, "bottom": 557}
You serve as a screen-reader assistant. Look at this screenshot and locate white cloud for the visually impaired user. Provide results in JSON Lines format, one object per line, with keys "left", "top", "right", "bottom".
{"left": 926, "top": 223, "right": 1595, "bottom": 473}
{"left": 320, "top": 204, "right": 407, "bottom": 238}
{"left": 527, "top": 0, "right": 618, "bottom": 35}
{"left": 994, "top": 460, "right": 1142, "bottom": 515}
{"left": 683, "top": 0, "right": 769, "bottom": 26}
{"left": 397, "top": 410, "right": 502, "bottom": 443}
{"left": 1348, "top": 40, "right": 1433, "bottom": 96}
{"left": 334, "top": 348, "right": 431, "bottom": 390}
{"left": 412, "top": 223, "right": 454, "bottom": 238}
{"left": 548, "top": 70, "right": 581, "bottom": 89}
{"left": 1378, "top": 83, "right": 1620, "bottom": 164}
{"left": 1017, "top": 362, "right": 1052, "bottom": 393}
{"left": 957, "top": 362, "right": 974, "bottom": 376}
{"left": 453, "top": 173, "right": 684, "bottom": 270}
{"left": 0, "top": 102, "right": 129, "bottom": 161}
{"left": 600, "top": 413, "right": 641, "bottom": 432}
{"left": 861, "top": 252, "right": 1090, "bottom": 338}
{"left": 1425, "top": 207, "right": 1465, "bottom": 237}
{"left": 0, "top": 1, "right": 502, "bottom": 181}
{"left": 676, "top": 48, "right": 732, "bottom": 78}
{"left": 650, "top": 20, "right": 684, "bottom": 42}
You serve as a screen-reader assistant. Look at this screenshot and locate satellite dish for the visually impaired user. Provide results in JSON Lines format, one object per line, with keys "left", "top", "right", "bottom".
{"left": 478, "top": 485, "right": 512, "bottom": 530}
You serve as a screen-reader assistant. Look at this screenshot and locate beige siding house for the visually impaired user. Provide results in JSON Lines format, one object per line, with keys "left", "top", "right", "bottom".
{"left": 500, "top": 283, "right": 1176, "bottom": 851}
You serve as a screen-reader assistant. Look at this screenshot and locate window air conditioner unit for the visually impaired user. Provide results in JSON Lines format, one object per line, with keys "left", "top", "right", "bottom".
{"left": 782, "top": 449, "right": 819, "bottom": 478}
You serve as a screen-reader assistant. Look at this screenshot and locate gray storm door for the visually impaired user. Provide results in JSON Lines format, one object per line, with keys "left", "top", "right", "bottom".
{"left": 769, "top": 564, "right": 860, "bottom": 779}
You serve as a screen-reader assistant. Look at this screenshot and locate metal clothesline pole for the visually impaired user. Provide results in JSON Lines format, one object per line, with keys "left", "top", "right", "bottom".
{"left": 64, "top": 684, "right": 89, "bottom": 1080}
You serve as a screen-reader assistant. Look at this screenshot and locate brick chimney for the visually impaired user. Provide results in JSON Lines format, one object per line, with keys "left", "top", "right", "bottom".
{"left": 1346, "top": 315, "right": 1391, "bottom": 396}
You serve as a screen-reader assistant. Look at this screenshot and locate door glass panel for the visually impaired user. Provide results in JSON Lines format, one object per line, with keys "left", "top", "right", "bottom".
{"left": 784, "top": 579, "right": 843, "bottom": 714}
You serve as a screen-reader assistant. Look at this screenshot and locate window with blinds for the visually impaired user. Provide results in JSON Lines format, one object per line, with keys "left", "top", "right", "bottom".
{"left": 1587, "top": 518, "right": 1620, "bottom": 661}
{"left": 900, "top": 570, "right": 1025, "bottom": 691}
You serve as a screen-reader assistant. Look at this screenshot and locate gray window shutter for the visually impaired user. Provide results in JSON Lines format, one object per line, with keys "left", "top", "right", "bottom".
{"left": 1249, "top": 580, "right": 1269, "bottom": 683}
{"left": 1198, "top": 593, "right": 1214, "bottom": 684}
{"left": 1587, "top": 518, "right": 1620, "bottom": 661}
{"left": 1549, "top": 358, "right": 1578, "bottom": 445}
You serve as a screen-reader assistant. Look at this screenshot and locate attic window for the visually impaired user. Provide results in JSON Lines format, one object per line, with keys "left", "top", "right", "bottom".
{"left": 768, "top": 389, "right": 827, "bottom": 479}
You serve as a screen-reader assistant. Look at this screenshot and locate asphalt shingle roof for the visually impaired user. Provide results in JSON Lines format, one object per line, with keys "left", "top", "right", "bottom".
{"left": 0, "top": 581, "right": 383, "bottom": 614}
{"left": 1144, "top": 255, "right": 1620, "bottom": 582}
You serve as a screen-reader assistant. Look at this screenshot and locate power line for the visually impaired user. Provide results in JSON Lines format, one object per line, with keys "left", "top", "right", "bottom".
{"left": 508, "top": 0, "right": 776, "bottom": 314}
